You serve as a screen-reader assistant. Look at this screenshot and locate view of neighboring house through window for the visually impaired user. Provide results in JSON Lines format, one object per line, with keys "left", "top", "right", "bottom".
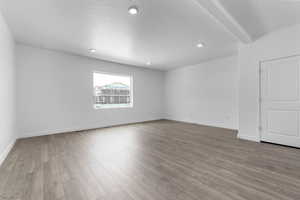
{"left": 93, "top": 72, "right": 132, "bottom": 109}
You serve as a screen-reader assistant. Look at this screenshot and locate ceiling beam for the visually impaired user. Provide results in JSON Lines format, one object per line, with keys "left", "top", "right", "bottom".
{"left": 195, "top": 0, "right": 252, "bottom": 43}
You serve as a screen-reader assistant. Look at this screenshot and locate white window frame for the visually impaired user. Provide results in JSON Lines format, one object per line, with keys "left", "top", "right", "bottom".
{"left": 93, "top": 71, "right": 133, "bottom": 109}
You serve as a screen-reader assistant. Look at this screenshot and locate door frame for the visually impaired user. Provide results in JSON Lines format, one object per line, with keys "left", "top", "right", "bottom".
{"left": 258, "top": 54, "right": 300, "bottom": 142}
{"left": 259, "top": 60, "right": 263, "bottom": 142}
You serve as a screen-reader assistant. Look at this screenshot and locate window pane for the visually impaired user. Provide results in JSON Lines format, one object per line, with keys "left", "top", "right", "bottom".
{"left": 93, "top": 72, "right": 132, "bottom": 109}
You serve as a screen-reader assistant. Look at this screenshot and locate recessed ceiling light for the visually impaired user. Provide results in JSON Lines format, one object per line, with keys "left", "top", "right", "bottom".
{"left": 197, "top": 43, "right": 204, "bottom": 48}
{"left": 89, "top": 48, "right": 96, "bottom": 53}
{"left": 146, "top": 61, "right": 151, "bottom": 65}
{"left": 128, "top": 6, "right": 139, "bottom": 15}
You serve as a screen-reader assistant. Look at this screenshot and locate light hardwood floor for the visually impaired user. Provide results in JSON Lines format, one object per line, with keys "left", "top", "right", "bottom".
{"left": 1, "top": 120, "right": 300, "bottom": 200}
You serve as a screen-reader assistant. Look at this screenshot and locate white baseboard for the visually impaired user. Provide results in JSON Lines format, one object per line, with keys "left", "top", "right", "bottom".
{"left": 20, "top": 118, "right": 164, "bottom": 139}
{"left": 237, "top": 133, "right": 260, "bottom": 142}
{"left": 165, "top": 118, "right": 238, "bottom": 131}
{"left": 0, "top": 139, "right": 16, "bottom": 167}
{"left": 165, "top": 118, "right": 261, "bottom": 143}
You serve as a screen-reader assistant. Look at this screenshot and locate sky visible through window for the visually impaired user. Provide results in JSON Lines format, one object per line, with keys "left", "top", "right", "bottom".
{"left": 93, "top": 73, "right": 130, "bottom": 88}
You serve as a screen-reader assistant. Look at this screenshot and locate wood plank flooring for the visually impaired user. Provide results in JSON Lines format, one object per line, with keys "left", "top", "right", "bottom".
{"left": 1, "top": 120, "right": 300, "bottom": 200}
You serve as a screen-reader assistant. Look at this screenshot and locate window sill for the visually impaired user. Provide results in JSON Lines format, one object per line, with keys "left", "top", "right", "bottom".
{"left": 94, "top": 104, "right": 133, "bottom": 109}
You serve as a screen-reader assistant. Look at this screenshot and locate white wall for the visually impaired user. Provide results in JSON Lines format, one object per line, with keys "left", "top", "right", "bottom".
{"left": 16, "top": 44, "right": 165, "bottom": 138}
{"left": 165, "top": 56, "right": 239, "bottom": 130}
{"left": 0, "top": 12, "right": 16, "bottom": 164}
{"left": 14, "top": 21, "right": 300, "bottom": 141}
{"left": 238, "top": 24, "right": 300, "bottom": 142}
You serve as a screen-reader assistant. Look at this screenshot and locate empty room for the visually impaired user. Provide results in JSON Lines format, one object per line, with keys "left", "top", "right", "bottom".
{"left": 1, "top": 0, "right": 300, "bottom": 199}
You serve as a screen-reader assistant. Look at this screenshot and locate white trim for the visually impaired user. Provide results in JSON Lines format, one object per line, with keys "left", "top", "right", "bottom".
{"left": 259, "top": 61, "right": 263, "bottom": 142}
{"left": 165, "top": 118, "right": 238, "bottom": 131}
{"left": 237, "top": 133, "right": 260, "bottom": 142}
{"left": 195, "top": 0, "right": 252, "bottom": 43}
{"left": 20, "top": 118, "right": 164, "bottom": 139}
{"left": 0, "top": 139, "right": 16, "bottom": 167}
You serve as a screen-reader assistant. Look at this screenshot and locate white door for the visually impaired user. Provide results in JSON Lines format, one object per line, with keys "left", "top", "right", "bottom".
{"left": 260, "top": 56, "right": 300, "bottom": 148}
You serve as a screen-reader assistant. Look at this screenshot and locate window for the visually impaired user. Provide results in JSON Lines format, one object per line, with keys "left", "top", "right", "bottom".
{"left": 93, "top": 72, "right": 132, "bottom": 109}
